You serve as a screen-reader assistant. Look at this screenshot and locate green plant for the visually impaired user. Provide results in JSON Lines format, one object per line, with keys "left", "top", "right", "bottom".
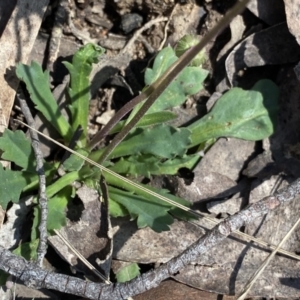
{"left": 0, "top": 39, "right": 279, "bottom": 252}
{"left": 115, "top": 263, "right": 140, "bottom": 283}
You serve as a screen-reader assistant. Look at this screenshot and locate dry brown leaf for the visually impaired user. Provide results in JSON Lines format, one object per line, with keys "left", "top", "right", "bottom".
{"left": 0, "top": 0, "right": 49, "bottom": 126}
{"left": 113, "top": 218, "right": 205, "bottom": 264}
{"left": 112, "top": 210, "right": 300, "bottom": 297}
{"left": 247, "top": 0, "right": 286, "bottom": 25}
{"left": 167, "top": 3, "right": 205, "bottom": 44}
{"left": 48, "top": 185, "right": 113, "bottom": 280}
{"left": 207, "top": 196, "right": 246, "bottom": 215}
{"left": 270, "top": 67, "right": 300, "bottom": 179}
{"left": 176, "top": 170, "right": 241, "bottom": 204}
{"left": 243, "top": 151, "right": 276, "bottom": 179}
{"left": 225, "top": 23, "right": 300, "bottom": 86}
{"left": 174, "top": 240, "right": 300, "bottom": 298}
{"left": 0, "top": 197, "right": 33, "bottom": 249}
{"left": 217, "top": 15, "right": 245, "bottom": 60}
{"left": 134, "top": 279, "right": 225, "bottom": 300}
{"left": 196, "top": 138, "right": 255, "bottom": 182}
{"left": 283, "top": 0, "right": 300, "bottom": 46}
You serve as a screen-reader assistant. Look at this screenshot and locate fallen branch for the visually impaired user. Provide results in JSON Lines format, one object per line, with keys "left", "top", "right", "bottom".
{"left": 1, "top": 178, "right": 299, "bottom": 299}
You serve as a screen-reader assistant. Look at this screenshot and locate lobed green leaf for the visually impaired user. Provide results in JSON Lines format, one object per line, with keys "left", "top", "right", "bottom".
{"left": 16, "top": 61, "right": 73, "bottom": 142}
{"left": 32, "top": 186, "right": 71, "bottom": 240}
{"left": 144, "top": 47, "right": 209, "bottom": 113}
{"left": 110, "top": 154, "right": 200, "bottom": 177}
{"left": 104, "top": 171, "right": 193, "bottom": 230}
{"left": 108, "top": 186, "right": 173, "bottom": 232}
{"left": 152, "top": 154, "right": 200, "bottom": 175}
{"left": 63, "top": 148, "right": 90, "bottom": 172}
{"left": 46, "top": 187, "right": 70, "bottom": 232}
{"left": 109, "top": 154, "right": 160, "bottom": 177}
{"left": 0, "top": 129, "right": 36, "bottom": 172}
{"left": 108, "top": 124, "right": 192, "bottom": 160}
{"left": 0, "top": 165, "right": 28, "bottom": 208}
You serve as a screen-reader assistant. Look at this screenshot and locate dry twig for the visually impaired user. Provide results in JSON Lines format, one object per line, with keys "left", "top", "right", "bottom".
{"left": 17, "top": 94, "right": 48, "bottom": 267}
{"left": 47, "top": 0, "right": 68, "bottom": 73}
{"left": 158, "top": 3, "right": 178, "bottom": 50}
{"left": 121, "top": 16, "right": 168, "bottom": 54}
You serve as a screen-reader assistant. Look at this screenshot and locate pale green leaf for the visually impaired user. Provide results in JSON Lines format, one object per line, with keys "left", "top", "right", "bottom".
{"left": 188, "top": 79, "right": 279, "bottom": 147}
{"left": 116, "top": 263, "right": 140, "bottom": 283}
{"left": 175, "top": 34, "right": 207, "bottom": 67}
{"left": 109, "top": 198, "right": 128, "bottom": 217}
{"left": 153, "top": 154, "right": 200, "bottom": 175}
{"left": 141, "top": 185, "right": 195, "bottom": 222}
{"left": 145, "top": 47, "right": 177, "bottom": 83}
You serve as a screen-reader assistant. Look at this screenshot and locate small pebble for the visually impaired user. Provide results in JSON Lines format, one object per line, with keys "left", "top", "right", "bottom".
{"left": 96, "top": 110, "right": 115, "bottom": 125}
{"left": 120, "top": 13, "right": 143, "bottom": 34}
{"left": 6, "top": 276, "right": 14, "bottom": 289}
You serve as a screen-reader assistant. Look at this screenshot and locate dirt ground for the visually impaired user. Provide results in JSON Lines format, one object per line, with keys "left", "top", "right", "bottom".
{"left": 1, "top": 0, "right": 300, "bottom": 299}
